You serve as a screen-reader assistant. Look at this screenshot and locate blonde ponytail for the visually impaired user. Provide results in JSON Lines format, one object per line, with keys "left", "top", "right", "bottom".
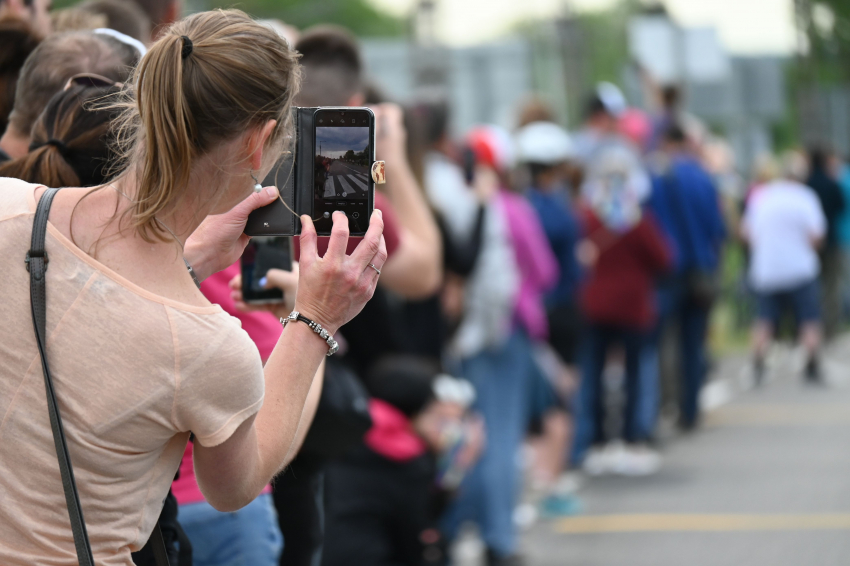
{"left": 112, "top": 9, "right": 301, "bottom": 242}
{"left": 132, "top": 34, "right": 196, "bottom": 241}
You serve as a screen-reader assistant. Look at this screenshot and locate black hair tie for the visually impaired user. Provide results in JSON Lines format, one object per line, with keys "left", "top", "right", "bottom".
{"left": 181, "top": 36, "right": 193, "bottom": 59}
{"left": 34, "top": 139, "right": 70, "bottom": 157}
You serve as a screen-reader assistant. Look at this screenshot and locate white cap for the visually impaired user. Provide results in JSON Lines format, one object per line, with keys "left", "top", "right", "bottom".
{"left": 433, "top": 374, "right": 476, "bottom": 408}
{"left": 516, "top": 121, "right": 574, "bottom": 164}
{"left": 596, "top": 82, "right": 627, "bottom": 118}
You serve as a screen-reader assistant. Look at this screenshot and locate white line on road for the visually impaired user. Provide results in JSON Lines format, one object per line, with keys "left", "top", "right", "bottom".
{"left": 323, "top": 177, "right": 335, "bottom": 198}
{"left": 347, "top": 174, "right": 367, "bottom": 192}
{"left": 336, "top": 175, "right": 354, "bottom": 196}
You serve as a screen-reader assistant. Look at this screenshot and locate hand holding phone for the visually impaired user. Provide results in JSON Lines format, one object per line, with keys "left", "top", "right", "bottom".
{"left": 231, "top": 261, "right": 298, "bottom": 319}
{"left": 240, "top": 236, "right": 293, "bottom": 305}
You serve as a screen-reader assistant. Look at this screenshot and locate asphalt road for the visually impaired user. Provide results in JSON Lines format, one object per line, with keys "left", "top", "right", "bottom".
{"left": 516, "top": 340, "right": 850, "bottom": 566}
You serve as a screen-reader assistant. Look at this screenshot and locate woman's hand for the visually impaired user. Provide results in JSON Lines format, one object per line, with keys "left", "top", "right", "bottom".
{"left": 296, "top": 210, "right": 387, "bottom": 334}
{"left": 185, "top": 187, "right": 280, "bottom": 281}
{"left": 230, "top": 262, "right": 299, "bottom": 319}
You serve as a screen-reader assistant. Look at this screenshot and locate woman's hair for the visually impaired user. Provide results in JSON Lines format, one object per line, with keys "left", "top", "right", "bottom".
{"left": 0, "top": 16, "right": 41, "bottom": 134}
{"left": 50, "top": 7, "right": 108, "bottom": 33}
{"left": 113, "top": 9, "right": 301, "bottom": 242}
{"left": 0, "top": 84, "right": 123, "bottom": 187}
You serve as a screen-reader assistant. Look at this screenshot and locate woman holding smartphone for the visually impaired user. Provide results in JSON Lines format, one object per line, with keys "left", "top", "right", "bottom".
{"left": 0, "top": 9, "right": 385, "bottom": 566}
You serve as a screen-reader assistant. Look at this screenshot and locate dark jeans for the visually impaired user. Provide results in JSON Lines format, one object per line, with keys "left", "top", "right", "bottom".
{"left": 676, "top": 295, "right": 710, "bottom": 428}
{"left": 572, "top": 323, "right": 645, "bottom": 463}
{"left": 635, "top": 283, "right": 677, "bottom": 440}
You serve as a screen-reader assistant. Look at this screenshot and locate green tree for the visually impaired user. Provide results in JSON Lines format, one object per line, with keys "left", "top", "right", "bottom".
{"left": 51, "top": 0, "right": 406, "bottom": 37}
{"left": 203, "top": 0, "right": 404, "bottom": 37}
{"left": 795, "top": 0, "right": 850, "bottom": 83}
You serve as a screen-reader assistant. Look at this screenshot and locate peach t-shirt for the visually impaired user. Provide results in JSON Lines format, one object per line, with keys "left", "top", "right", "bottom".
{"left": 0, "top": 180, "right": 265, "bottom": 565}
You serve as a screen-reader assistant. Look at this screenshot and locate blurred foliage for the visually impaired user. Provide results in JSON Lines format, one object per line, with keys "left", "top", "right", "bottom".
{"left": 51, "top": 0, "right": 406, "bottom": 36}
{"left": 797, "top": 0, "right": 850, "bottom": 83}
{"left": 573, "top": 0, "right": 639, "bottom": 89}
{"left": 204, "top": 0, "right": 405, "bottom": 36}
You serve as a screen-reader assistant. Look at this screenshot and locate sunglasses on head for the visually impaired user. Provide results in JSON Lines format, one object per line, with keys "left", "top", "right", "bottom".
{"left": 63, "top": 73, "right": 123, "bottom": 91}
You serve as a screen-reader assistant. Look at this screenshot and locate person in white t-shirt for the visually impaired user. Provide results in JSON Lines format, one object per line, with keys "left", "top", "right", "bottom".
{"left": 742, "top": 151, "right": 827, "bottom": 383}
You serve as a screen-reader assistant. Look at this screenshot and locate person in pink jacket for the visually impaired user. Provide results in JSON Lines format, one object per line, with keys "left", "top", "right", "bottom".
{"left": 442, "top": 126, "right": 560, "bottom": 565}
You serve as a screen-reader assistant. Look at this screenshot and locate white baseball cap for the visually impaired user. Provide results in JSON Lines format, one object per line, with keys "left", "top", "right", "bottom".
{"left": 596, "top": 82, "right": 627, "bottom": 118}
{"left": 516, "top": 121, "right": 574, "bottom": 164}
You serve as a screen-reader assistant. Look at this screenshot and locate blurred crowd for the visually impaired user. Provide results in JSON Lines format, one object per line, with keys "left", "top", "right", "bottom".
{"left": 1, "top": 1, "right": 848, "bottom": 566}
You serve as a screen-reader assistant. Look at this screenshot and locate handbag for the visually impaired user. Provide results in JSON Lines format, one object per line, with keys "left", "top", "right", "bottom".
{"left": 665, "top": 171, "right": 720, "bottom": 308}
{"left": 27, "top": 188, "right": 171, "bottom": 566}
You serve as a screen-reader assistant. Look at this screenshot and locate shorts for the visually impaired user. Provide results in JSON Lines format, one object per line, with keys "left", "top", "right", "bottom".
{"left": 756, "top": 279, "right": 821, "bottom": 327}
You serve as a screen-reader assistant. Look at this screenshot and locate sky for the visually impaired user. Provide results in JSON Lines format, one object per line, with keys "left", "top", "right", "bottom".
{"left": 316, "top": 127, "right": 370, "bottom": 158}
{"left": 367, "top": 0, "right": 797, "bottom": 55}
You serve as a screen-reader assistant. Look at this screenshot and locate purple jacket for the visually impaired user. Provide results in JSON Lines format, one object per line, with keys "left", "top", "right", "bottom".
{"left": 499, "top": 190, "right": 559, "bottom": 341}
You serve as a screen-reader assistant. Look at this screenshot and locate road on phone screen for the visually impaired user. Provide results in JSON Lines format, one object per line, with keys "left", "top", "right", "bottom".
{"left": 322, "top": 160, "right": 370, "bottom": 198}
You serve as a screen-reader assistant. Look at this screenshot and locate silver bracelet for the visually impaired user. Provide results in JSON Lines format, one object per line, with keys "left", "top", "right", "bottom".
{"left": 281, "top": 311, "right": 339, "bottom": 356}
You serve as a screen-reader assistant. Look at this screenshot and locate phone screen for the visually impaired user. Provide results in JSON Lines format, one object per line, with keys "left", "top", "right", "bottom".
{"left": 313, "top": 109, "right": 374, "bottom": 235}
{"left": 241, "top": 236, "right": 292, "bottom": 303}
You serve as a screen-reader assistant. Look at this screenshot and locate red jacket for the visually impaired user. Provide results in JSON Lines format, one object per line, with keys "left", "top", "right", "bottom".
{"left": 579, "top": 210, "right": 672, "bottom": 329}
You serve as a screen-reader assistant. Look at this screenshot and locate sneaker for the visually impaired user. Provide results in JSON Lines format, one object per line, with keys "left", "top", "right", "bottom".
{"left": 513, "top": 503, "right": 538, "bottom": 529}
{"left": 614, "top": 445, "right": 661, "bottom": 476}
{"left": 539, "top": 492, "right": 582, "bottom": 518}
{"left": 582, "top": 445, "right": 612, "bottom": 476}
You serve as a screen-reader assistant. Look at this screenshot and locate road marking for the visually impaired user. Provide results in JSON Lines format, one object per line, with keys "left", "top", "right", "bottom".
{"left": 337, "top": 174, "right": 355, "bottom": 196}
{"left": 347, "top": 174, "right": 368, "bottom": 192}
{"left": 555, "top": 514, "right": 850, "bottom": 534}
{"left": 323, "top": 177, "right": 336, "bottom": 198}
{"left": 339, "top": 162, "right": 366, "bottom": 175}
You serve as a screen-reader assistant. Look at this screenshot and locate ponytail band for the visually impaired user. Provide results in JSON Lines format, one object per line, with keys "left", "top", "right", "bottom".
{"left": 31, "top": 139, "right": 69, "bottom": 157}
{"left": 181, "top": 36, "right": 193, "bottom": 59}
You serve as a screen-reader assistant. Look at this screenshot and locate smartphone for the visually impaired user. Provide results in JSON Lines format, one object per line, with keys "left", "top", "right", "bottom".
{"left": 240, "top": 236, "right": 293, "bottom": 304}
{"left": 245, "top": 107, "right": 377, "bottom": 238}
{"left": 312, "top": 108, "right": 375, "bottom": 235}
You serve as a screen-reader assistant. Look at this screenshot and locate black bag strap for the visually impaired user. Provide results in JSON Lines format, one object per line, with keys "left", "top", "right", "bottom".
{"left": 28, "top": 188, "right": 170, "bottom": 566}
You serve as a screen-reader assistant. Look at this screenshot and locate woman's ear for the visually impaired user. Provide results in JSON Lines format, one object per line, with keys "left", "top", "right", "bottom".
{"left": 249, "top": 119, "right": 278, "bottom": 172}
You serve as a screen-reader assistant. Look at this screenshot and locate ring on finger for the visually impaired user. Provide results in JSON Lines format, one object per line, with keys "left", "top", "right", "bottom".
{"left": 367, "top": 263, "right": 381, "bottom": 276}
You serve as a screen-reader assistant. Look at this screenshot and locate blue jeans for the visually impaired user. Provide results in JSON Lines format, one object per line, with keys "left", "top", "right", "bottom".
{"left": 442, "top": 331, "right": 534, "bottom": 557}
{"left": 178, "top": 494, "right": 283, "bottom": 566}
{"left": 571, "top": 324, "right": 645, "bottom": 464}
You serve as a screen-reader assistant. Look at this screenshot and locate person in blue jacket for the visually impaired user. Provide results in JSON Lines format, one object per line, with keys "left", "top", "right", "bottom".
{"left": 646, "top": 124, "right": 726, "bottom": 431}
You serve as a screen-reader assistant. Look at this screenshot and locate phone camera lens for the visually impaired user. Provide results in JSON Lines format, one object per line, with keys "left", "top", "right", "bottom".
{"left": 319, "top": 119, "right": 323, "bottom": 124}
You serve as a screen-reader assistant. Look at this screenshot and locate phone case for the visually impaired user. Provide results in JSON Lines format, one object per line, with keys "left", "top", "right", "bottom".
{"left": 245, "top": 107, "right": 315, "bottom": 237}
{"left": 245, "top": 107, "right": 378, "bottom": 237}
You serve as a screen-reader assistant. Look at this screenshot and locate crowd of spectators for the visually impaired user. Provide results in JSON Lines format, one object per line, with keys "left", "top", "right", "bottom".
{"left": 0, "top": 1, "right": 846, "bottom": 566}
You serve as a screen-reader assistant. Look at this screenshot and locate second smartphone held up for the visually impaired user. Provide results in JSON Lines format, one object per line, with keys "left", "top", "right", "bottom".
{"left": 240, "top": 236, "right": 293, "bottom": 304}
